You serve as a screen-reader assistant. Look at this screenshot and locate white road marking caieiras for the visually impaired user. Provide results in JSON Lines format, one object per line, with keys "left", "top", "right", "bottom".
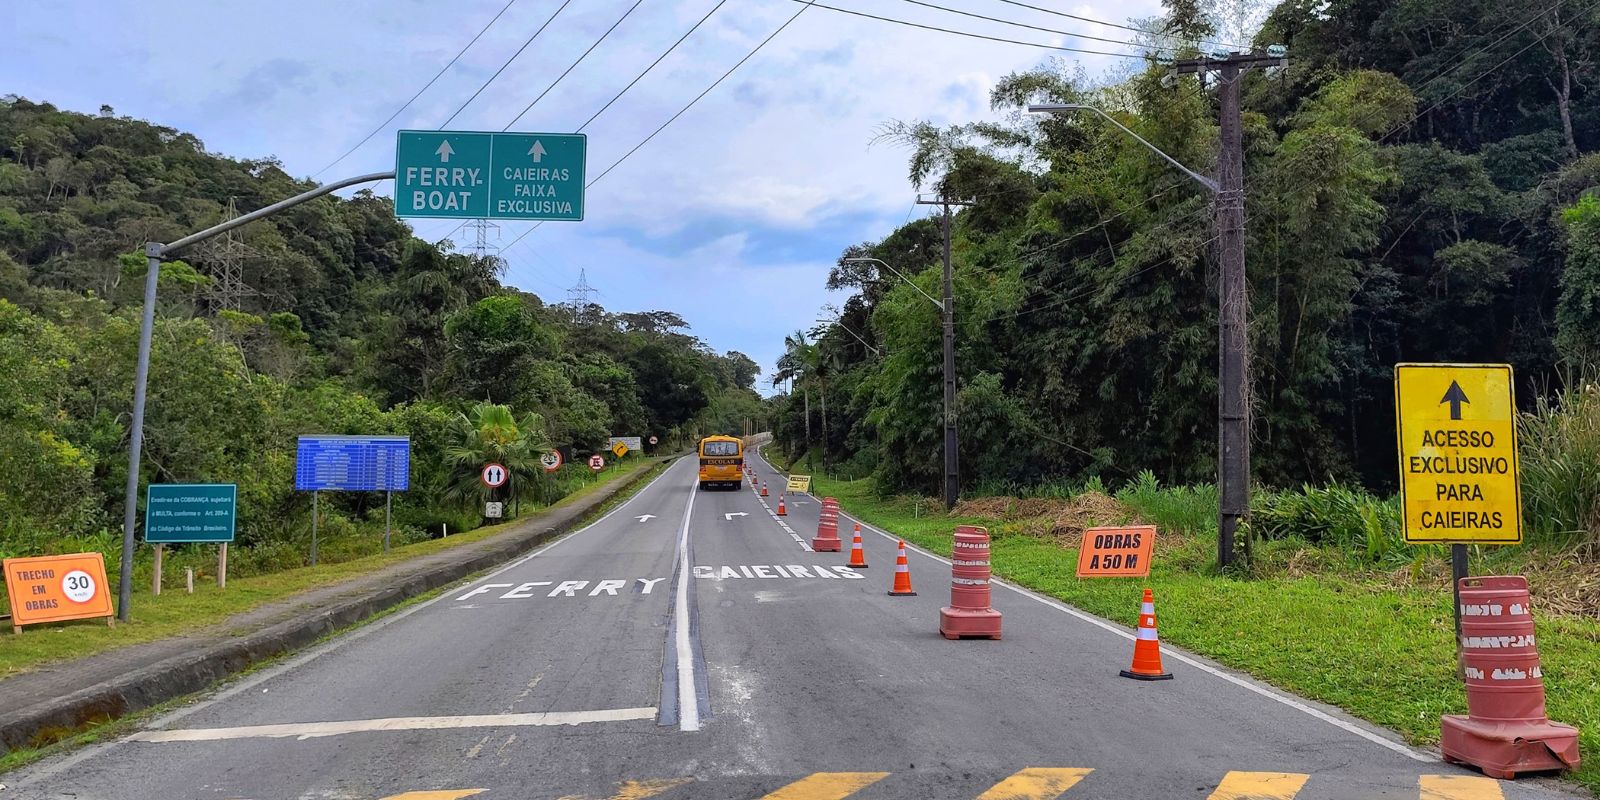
{"left": 126, "top": 708, "right": 658, "bottom": 743}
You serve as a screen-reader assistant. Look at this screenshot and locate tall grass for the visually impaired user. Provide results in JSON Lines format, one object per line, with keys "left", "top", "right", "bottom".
{"left": 1116, "top": 470, "right": 1218, "bottom": 537}
{"left": 1518, "top": 385, "right": 1600, "bottom": 549}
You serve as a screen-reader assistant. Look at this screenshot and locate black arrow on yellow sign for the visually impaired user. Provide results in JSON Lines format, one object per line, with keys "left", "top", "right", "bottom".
{"left": 1440, "top": 381, "right": 1470, "bottom": 420}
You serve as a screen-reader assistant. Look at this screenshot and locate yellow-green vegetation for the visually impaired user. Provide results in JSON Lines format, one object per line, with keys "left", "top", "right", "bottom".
{"left": 0, "top": 458, "right": 664, "bottom": 679}
{"left": 812, "top": 475, "right": 1600, "bottom": 793}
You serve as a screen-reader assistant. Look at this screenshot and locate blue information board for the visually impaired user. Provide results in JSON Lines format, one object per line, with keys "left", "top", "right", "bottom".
{"left": 294, "top": 435, "right": 410, "bottom": 492}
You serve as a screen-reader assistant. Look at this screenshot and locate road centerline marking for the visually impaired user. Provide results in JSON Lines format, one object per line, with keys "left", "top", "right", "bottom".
{"left": 126, "top": 707, "right": 658, "bottom": 742}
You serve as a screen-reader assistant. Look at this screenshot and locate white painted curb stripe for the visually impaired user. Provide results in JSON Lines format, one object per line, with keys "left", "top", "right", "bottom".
{"left": 128, "top": 707, "right": 659, "bottom": 742}
{"left": 673, "top": 475, "right": 701, "bottom": 732}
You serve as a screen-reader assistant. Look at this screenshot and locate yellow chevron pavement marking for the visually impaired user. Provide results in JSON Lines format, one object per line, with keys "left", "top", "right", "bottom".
{"left": 379, "top": 791, "right": 484, "bottom": 800}
{"left": 1205, "top": 771, "right": 1309, "bottom": 799}
{"left": 975, "top": 767, "right": 1093, "bottom": 799}
{"left": 1420, "top": 775, "right": 1506, "bottom": 800}
{"left": 557, "top": 777, "right": 695, "bottom": 799}
{"left": 759, "top": 772, "right": 891, "bottom": 799}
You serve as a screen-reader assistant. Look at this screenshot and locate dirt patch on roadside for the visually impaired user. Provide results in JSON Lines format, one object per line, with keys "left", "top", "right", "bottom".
{"left": 954, "top": 492, "right": 1134, "bottom": 549}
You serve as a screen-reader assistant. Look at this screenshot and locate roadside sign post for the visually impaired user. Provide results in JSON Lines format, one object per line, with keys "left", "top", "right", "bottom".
{"left": 4, "top": 553, "right": 116, "bottom": 633}
{"left": 295, "top": 435, "right": 411, "bottom": 566}
{"left": 394, "top": 130, "right": 586, "bottom": 221}
{"left": 540, "top": 450, "right": 564, "bottom": 473}
{"left": 1076, "top": 525, "right": 1156, "bottom": 578}
{"left": 145, "top": 483, "right": 237, "bottom": 590}
{"left": 1394, "top": 363, "right": 1522, "bottom": 641}
{"left": 589, "top": 454, "right": 605, "bottom": 482}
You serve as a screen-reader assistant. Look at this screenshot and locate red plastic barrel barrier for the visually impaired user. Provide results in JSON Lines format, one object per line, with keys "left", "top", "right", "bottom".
{"left": 939, "top": 525, "right": 1001, "bottom": 640}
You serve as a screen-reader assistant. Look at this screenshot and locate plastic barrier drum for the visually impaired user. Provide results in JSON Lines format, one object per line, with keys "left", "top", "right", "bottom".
{"left": 812, "top": 498, "right": 842, "bottom": 552}
{"left": 1441, "top": 576, "right": 1580, "bottom": 778}
{"left": 939, "top": 525, "right": 1001, "bottom": 640}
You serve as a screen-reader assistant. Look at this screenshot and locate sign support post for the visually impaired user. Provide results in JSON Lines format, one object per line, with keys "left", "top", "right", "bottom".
{"left": 1451, "top": 543, "right": 1469, "bottom": 641}
{"left": 384, "top": 491, "right": 393, "bottom": 554}
{"left": 218, "top": 542, "right": 228, "bottom": 589}
{"left": 151, "top": 544, "right": 163, "bottom": 596}
{"left": 311, "top": 490, "right": 320, "bottom": 567}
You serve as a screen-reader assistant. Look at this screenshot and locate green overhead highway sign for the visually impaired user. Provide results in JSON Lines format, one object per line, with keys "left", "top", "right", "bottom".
{"left": 394, "top": 130, "right": 585, "bottom": 222}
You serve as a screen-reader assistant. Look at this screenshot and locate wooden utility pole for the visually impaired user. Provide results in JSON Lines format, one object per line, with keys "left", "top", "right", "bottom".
{"left": 1172, "top": 50, "right": 1286, "bottom": 569}
{"left": 916, "top": 193, "right": 974, "bottom": 510}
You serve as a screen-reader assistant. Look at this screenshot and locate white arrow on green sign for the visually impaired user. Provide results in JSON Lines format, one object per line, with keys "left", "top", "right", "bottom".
{"left": 394, "top": 130, "right": 585, "bottom": 222}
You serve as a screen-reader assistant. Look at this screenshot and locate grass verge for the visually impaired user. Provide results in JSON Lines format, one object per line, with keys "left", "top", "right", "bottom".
{"left": 812, "top": 475, "right": 1600, "bottom": 794}
{"left": 0, "top": 458, "right": 667, "bottom": 679}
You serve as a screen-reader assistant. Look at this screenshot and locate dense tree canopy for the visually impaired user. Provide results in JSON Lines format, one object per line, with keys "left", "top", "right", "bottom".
{"left": 0, "top": 95, "right": 770, "bottom": 554}
{"left": 774, "top": 0, "right": 1600, "bottom": 496}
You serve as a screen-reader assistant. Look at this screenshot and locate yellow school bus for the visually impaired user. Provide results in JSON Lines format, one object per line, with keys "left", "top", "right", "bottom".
{"left": 697, "top": 435, "right": 744, "bottom": 490}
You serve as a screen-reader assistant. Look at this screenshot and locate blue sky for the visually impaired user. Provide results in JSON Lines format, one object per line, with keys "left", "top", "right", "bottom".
{"left": 4, "top": 0, "right": 1164, "bottom": 392}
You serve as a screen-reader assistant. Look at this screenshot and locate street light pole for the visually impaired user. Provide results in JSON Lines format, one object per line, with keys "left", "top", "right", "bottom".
{"left": 1028, "top": 55, "right": 1282, "bottom": 569}
{"left": 115, "top": 170, "right": 393, "bottom": 620}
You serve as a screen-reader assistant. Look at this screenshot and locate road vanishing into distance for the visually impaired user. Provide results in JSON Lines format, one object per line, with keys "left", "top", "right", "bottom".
{"left": 5, "top": 452, "right": 1584, "bottom": 800}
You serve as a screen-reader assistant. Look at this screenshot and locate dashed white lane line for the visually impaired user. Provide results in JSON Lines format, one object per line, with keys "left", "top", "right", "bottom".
{"left": 747, "top": 469, "right": 812, "bottom": 551}
{"left": 127, "top": 707, "right": 659, "bottom": 742}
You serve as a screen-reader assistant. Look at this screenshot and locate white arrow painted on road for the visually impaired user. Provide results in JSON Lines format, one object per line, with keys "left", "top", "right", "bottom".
{"left": 724, "top": 512, "right": 748, "bottom": 521}
{"left": 636, "top": 514, "right": 656, "bottom": 522}
{"left": 528, "top": 140, "right": 546, "bottom": 162}
{"left": 435, "top": 140, "right": 455, "bottom": 163}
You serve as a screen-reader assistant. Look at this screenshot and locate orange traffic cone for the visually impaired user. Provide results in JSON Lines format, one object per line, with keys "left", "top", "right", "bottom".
{"left": 761, "top": 481, "right": 769, "bottom": 497}
{"left": 777, "top": 494, "right": 787, "bottom": 516}
{"left": 847, "top": 523, "right": 869, "bottom": 568}
{"left": 888, "top": 541, "right": 915, "bottom": 596}
{"left": 1120, "top": 588, "right": 1173, "bottom": 681}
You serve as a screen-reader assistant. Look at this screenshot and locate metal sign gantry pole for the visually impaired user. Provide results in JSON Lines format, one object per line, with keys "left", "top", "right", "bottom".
{"left": 116, "top": 171, "right": 394, "bottom": 620}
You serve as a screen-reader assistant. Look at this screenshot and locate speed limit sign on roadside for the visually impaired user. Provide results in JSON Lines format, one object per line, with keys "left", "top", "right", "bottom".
{"left": 588, "top": 454, "right": 605, "bottom": 471}
{"left": 480, "top": 463, "right": 509, "bottom": 488}
{"left": 540, "top": 450, "right": 563, "bottom": 473}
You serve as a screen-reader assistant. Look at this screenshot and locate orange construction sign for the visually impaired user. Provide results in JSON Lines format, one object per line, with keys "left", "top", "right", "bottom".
{"left": 1076, "top": 525, "right": 1156, "bottom": 578}
{"left": 3, "top": 552, "right": 115, "bottom": 632}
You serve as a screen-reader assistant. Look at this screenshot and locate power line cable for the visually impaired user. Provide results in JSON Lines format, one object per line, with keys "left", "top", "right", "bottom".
{"left": 989, "top": 0, "right": 1244, "bottom": 49}
{"left": 497, "top": 0, "right": 821, "bottom": 254}
{"left": 313, "top": 0, "right": 519, "bottom": 179}
{"left": 576, "top": 0, "right": 733, "bottom": 132}
{"left": 441, "top": 0, "right": 579, "bottom": 128}
{"left": 895, "top": 0, "right": 1154, "bottom": 50}
{"left": 502, "top": 0, "right": 650, "bottom": 130}
{"left": 785, "top": 0, "right": 1149, "bottom": 59}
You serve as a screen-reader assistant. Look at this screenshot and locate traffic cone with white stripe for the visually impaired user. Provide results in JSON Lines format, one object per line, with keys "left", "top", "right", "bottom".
{"left": 1120, "top": 588, "right": 1173, "bottom": 681}
{"left": 887, "top": 541, "right": 916, "bottom": 596}
{"left": 761, "top": 481, "right": 769, "bottom": 497}
{"left": 777, "top": 494, "right": 787, "bottom": 516}
{"left": 847, "top": 523, "right": 869, "bottom": 568}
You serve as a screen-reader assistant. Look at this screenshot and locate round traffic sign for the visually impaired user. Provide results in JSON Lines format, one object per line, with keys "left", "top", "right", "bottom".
{"left": 540, "top": 449, "right": 564, "bottom": 473}
{"left": 648, "top": 435, "right": 658, "bottom": 445}
{"left": 62, "top": 569, "right": 97, "bottom": 604}
{"left": 588, "top": 454, "right": 605, "bottom": 471}
{"left": 480, "top": 463, "right": 509, "bottom": 488}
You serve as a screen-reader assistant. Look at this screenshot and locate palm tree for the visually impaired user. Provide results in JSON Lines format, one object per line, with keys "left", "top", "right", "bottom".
{"left": 443, "top": 402, "right": 553, "bottom": 519}
{"left": 773, "top": 331, "right": 826, "bottom": 468}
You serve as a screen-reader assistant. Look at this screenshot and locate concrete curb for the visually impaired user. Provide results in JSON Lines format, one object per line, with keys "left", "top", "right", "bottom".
{"left": 0, "top": 460, "right": 669, "bottom": 754}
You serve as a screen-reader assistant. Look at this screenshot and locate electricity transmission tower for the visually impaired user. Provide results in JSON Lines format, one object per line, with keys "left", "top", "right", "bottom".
{"left": 202, "top": 198, "right": 256, "bottom": 312}
{"left": 566, "top": 268, "right": 600, "bottom": 323}
{"left": 463, "top": 218, "right": 500, "bottom": 258}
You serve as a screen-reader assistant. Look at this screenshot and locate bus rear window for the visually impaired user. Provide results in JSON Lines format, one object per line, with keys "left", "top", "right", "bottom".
{"left": 702, "top": 441, "right": 739, "bottom": 457}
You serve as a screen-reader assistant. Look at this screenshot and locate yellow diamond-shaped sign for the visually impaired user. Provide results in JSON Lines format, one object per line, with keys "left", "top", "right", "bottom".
{"left": 611, "top": 440, "right": 629, "bottom": 458}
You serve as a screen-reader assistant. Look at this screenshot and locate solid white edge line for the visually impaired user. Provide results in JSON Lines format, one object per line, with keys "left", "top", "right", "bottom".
{"left": 744, "top": 448, "right": 1433, "bottom": 765}
{"left": 9, "top": 459, "right": 690, "bottom": 788}
{"left": 840, "top": 509, "right": 1435, "bottom": 764}
{"left": 673, "top": 472, "right": 701, "bottom": 732}
{"left": 127, "top": 707, "right": 659, "bottom": 742}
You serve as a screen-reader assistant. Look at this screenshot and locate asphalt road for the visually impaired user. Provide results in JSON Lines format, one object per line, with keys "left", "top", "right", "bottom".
{"left": 4, "top": 452, "right": 1586, "bottom": 800}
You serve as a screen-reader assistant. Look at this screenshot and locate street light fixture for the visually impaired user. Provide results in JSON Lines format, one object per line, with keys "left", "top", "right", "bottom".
{"left": 1027, "top": 104, "right": 1218, "bottom": 192}
{"left": 843, "top": 257, "right": 944, "bottom": 310}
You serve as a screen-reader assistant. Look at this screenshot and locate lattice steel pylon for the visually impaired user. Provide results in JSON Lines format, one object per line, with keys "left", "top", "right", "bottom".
{"left": 201, "top": 197, "right": 256, "bottom": 312}
{"left": 566, "top": 268, "right": 600, "bottom": 323}
{"left": 463, "top": 218, "right": 500, "bottom": 258}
